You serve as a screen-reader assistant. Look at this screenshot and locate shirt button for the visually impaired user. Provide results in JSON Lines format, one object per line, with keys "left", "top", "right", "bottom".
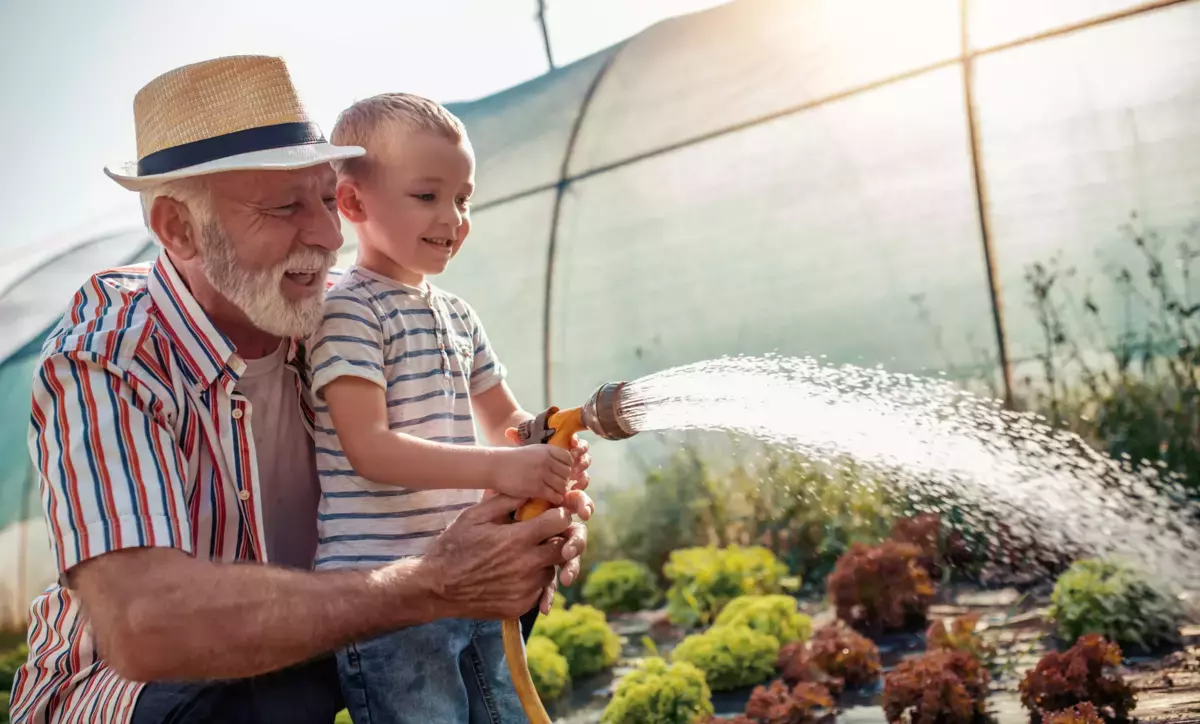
{"left": 231, "top": 408, "right": 243, "bottom": 419}
{"left": 237, "top": 489, "right": 250, "bottom": 501}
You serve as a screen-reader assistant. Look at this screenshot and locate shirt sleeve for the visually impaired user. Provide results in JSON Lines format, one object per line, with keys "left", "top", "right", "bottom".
{"left": 465, "top": 303, "right": 507, "bottom": 396}
{"left": 27, "top": 351, "right": 193, "bottom": 575}
{"left": 308, "top": 289, "right": 387, "bottom": 399}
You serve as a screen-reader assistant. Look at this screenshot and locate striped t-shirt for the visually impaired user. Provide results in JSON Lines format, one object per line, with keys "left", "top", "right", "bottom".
{"left": 307, "top": 265, "right": 506, "bottom": 569}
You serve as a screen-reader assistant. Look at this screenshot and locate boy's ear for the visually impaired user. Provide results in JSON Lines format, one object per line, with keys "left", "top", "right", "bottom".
{"left": 337, "top": 181, "right": 368, "bottom": 224}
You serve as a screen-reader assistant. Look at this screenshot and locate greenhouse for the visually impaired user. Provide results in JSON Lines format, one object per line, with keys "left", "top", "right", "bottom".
{"left": 1, "top": 0, "right": 1198, "bottom": 645}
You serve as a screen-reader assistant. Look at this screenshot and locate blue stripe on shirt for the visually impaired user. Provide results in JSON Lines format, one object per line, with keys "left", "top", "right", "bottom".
{"left": 312, "top": 356, "right": 383, "bottom": 376}
{"left": 321, "top": 489, "right": 416, "bottom": 498}
{"left": 318, "top": 530, "right": 440, "bottom": 544}
{"left": 318, "top": 502, "right": 474, "bottom": 521}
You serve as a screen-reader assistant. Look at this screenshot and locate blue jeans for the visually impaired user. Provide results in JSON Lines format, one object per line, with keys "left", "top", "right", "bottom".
{"left": 337, "top": 618, "right": 526, "bottom": 724}
{"left": 131, "top": 655, "right": 343, "bottom": 724}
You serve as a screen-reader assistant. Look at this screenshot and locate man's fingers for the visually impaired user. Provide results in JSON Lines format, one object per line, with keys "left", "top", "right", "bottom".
{"left": 561, "top": 556, "right": 580, "bottom": 587}
{"left": 512, "top": 506, "right": 573, "bottom": 546}
{"left": 463, "top": 491, "right": 526, "bottom": 523}
{"left": 539, "top": 577, "right": 558, "bottom": 614}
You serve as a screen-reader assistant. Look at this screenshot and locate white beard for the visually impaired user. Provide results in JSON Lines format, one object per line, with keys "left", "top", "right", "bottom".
{"left": 198, "top": 220, "right": 335, "bottom": 339}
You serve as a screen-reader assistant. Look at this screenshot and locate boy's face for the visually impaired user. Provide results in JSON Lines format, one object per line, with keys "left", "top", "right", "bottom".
{"left": 352, "top": 128, "right": 475, "bottom": 282}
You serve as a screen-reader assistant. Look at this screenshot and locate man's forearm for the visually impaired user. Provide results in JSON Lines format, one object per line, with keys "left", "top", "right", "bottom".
{"left": 75, "top": 548, "right": 442, "bottom": 682}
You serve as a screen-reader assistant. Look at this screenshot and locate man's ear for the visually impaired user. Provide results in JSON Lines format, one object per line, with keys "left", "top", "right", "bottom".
{"left": 337, "top": 181, "right": 368, "bottom": 224}
{"left": 149, "top": 196, "right": 201, "bottom": 261}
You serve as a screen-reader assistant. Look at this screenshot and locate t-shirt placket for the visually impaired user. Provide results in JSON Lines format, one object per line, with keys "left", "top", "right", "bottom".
{"left": 426, "top": 289, "right": 454, "bottom": 380}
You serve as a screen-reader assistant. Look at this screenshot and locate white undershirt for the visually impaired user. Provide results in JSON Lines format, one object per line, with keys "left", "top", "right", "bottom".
{"left": 237, "top": 341, "right": 320, "bottom": 570}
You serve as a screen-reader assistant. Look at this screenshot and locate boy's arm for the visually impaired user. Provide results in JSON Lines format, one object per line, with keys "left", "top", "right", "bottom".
{"left": 465, "top": 307, "right": 592, "bottom": 484}
{"left": 473, "top": 380, "right": 533, "bottom": 447}
{"left": 325, "top": 376, "right": 563, "bottom": 495}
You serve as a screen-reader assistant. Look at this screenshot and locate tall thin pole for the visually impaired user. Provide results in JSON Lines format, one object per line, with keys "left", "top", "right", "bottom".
{"left": 536, "top": 0, "right": 556, "bottom": 71}
{"left": 960, "top": 0, "right": 1014, "bottom": 407}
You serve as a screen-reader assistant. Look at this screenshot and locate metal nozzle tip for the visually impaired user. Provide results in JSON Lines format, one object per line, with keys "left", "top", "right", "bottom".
{"left": 582, "top": 381, "right": 638, "bottom": 440}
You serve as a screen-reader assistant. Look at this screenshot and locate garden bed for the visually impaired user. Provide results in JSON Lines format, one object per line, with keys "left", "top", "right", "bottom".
{"left": 546, "top": 583, "right": 1200, "bottom": 723}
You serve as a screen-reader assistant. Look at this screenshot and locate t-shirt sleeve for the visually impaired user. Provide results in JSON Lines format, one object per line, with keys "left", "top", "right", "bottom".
{"left": 466, "top": 304, "right": 507, "bottom": 395}
{"left": 308, "top": 289, "right": 387, "bottom": 399}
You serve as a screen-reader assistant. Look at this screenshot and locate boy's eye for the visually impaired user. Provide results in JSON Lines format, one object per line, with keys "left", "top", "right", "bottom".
{"left": 323, "top": 197, "right": 338, "bottom": 209}
{"left": 414, "top": 193, "right": 436, "bottom": 202}
{"left": 456, "top": 197, "right": 471, "bottom": 210}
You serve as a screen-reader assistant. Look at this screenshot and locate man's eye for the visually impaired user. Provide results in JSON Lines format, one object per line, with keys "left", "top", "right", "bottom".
{"left": 269, "top": 203, "right": 299, "bottom": 214}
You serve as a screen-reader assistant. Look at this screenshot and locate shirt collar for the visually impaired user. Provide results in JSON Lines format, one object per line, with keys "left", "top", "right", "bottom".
{"left": 148, "top": 252, "right": 237, "bottom": 391}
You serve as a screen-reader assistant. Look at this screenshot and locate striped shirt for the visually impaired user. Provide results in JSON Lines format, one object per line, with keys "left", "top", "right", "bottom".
{"left": 10, "top": 253, "right": 319, "bottom": 724}
{"left": 308, "top": 265, "right": 506, "bottom": 569}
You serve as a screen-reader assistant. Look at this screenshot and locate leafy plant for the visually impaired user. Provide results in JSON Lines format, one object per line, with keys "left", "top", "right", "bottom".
{"left": 776, "top": 622, "right": 882, "bottom": 694}
{"left": 1042, "top": 703, "right": 1105, "bottom": 724}
{"left": 882, "top": 650, "right": 990, "bottom": 724}
{"left": 672, "top": 625, "right": 781, "bottom": 691}
{"left": 1, "top": 642, "right": 27, "bottom": 695}
{"left": 532, "top": 603, "right": 621, "bottom": 678}
{"left": 719, "top": 446, "right": 899, "bottom": 585}
{"left": 808, "top": 622, "right": 881, "bottom": 688}
{"left": 526, "top": 635, "right": 570, "bottom": 701}
{"left": 601, "top": 656, "right": 714, "bottom": 724}
{"left": 926, "top": 614, "right": 996, "bottom": 667}
{"left": 584, "top": 559, "right": 661, "bottom": 614}
{"left": 889, "top": 513, "right": 975, "bottom": 581}
{"left": 1019, "top": 635, "right": 1136, "bottom": 724}
{"left": 743, "top": 680, "right": 835, "bottom": 724}
{"left": 826, "top": 540, "right": 934, "bottom": 635}
{"left": 665, "top": 546, "right": 789, "bottom": 628}
{"left": 1048, "top": 558, "right": 1183, "bottom": 652}
{"left": 714, "top": 595, "right": 812, "bottom": 645}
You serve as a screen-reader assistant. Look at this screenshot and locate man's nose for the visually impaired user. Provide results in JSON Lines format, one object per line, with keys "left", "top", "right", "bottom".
{"left": 302, "top": 203, "right": 344, "bottom": 252}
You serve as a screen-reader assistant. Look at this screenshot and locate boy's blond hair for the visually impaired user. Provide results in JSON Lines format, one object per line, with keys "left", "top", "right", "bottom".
{"left": 331, "top": 93, "right": 467, "bottom": 181}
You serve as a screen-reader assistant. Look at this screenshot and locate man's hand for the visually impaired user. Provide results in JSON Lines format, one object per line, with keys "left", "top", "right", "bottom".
{"left": 418, "top": 488, "right": 593, "bottom": 619}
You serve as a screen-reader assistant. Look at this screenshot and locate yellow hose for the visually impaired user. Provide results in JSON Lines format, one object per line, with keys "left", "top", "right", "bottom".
{"left": 502, "top": 617, "right": 551, "bottom": 723}
{"left": 506, "top": 407, "right": 586, "bottom": 724}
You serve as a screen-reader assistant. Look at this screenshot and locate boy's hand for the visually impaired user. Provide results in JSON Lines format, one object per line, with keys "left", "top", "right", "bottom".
{"left": 491, "top": 445, "right": 572, "bottom": 504}
{"left": 503, "top": 428, "right": 593, "bottom": 491}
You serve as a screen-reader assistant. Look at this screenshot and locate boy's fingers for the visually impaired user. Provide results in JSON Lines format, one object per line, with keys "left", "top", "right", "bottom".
{"left": 504, "top": 428, "right": 522, "bottom": 445}
{"left": 541, "top": 482, "right": 565, "bottom": 505}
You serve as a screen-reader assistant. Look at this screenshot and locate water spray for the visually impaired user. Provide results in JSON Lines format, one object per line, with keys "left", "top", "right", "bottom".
{"left": 502, "top": 381, "right": 639, "bottom": 724}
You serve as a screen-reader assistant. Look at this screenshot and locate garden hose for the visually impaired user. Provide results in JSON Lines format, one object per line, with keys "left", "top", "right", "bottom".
{"left": 504, "top": 384, "right": 638, "bottom": 723}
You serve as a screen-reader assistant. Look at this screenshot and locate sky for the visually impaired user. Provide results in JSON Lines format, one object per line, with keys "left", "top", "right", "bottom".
{"left": 0, "top": 0, "right": 728, "bottom": 274}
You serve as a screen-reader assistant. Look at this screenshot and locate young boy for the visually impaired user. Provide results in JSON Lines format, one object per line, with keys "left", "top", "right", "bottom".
{"left": 308, "top": 93, "right": 589, "bottom": 723}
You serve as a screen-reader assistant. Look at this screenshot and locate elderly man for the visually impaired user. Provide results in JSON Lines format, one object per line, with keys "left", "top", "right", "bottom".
{"left": 8, "top": 55, "right": 592, "bottom": 724}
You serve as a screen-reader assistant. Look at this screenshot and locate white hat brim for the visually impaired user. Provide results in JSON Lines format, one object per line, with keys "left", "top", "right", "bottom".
{"left": 104, "top": 142, "right": 366, "bottom": 191}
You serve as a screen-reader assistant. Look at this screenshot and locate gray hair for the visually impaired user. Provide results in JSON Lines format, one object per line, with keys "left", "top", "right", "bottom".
{"left": 138, "top": 177, "right": 212, "bottom": 239}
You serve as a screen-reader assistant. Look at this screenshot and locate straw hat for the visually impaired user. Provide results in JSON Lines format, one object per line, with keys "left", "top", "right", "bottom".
{"left": 104, "top": 55, "right": 364, "bottom": 191}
